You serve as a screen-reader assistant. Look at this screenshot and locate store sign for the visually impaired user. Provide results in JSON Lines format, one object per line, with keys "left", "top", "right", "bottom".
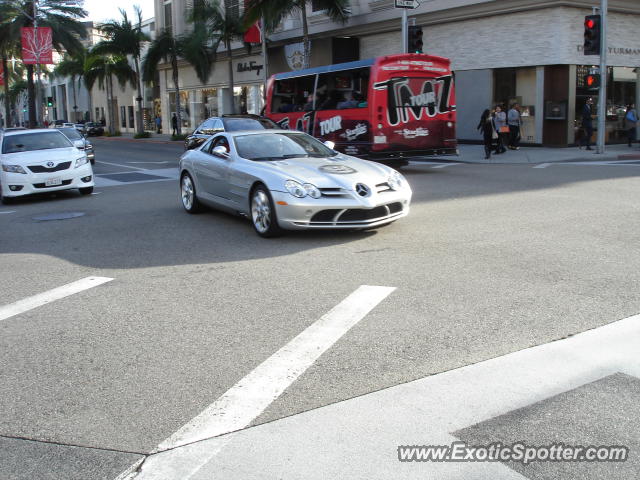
{"left": 237, "top": 61, "right": 263, "bottom": 76}
{"left": 576, "top": 45, "right": 640, "bottom": 55}
{"left": 285, "top": 42, "right": 305, "bottom": 71}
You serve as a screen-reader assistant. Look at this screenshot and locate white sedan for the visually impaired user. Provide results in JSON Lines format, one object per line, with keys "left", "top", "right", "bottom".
{"left": 0, "top": 129, "right": 94, "bottom": 203}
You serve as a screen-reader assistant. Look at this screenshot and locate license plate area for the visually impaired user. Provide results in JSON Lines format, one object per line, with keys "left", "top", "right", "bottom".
{"left": 45, "top": 177, "right": 62, "bottom": 186}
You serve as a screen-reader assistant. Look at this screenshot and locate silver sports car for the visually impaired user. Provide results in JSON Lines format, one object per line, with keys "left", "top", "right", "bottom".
{"left": 178, "top": 130, "right": 412, "bottom": 237}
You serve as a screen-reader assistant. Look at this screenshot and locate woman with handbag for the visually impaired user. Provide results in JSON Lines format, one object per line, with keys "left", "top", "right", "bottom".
{"left": 624, "top": 104, "right": 638, "bottom": 147}
{"left": 492, "top": 105, "right": 508, "bottom": 154}
{"left": 477, "top": 109, "right": 496, "bottom": 160}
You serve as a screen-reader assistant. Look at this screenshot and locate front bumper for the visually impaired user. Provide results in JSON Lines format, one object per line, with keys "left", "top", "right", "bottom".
{"left": 270, "top": 188, "right": 412, "bottom": 230}
{"left": 1, "top": 163, "right": 94, "bottom": 197}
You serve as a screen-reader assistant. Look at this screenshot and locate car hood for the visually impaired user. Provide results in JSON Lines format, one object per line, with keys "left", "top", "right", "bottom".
{"left": 262, "top": 154, "right": 393, "bottom": 189}
{"left": 1, "top": 147, "right": 81, "bottom": 165}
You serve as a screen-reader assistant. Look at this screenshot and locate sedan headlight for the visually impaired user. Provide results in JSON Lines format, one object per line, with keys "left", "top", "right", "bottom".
{"left": 86, "top": 144, "right": 93, "bottom": 150}
{"left": 75, "top": 156, "right": 89, "bottom": 168}
{"left": 303, "top": 183, "right": 321, "bottom": 199}
{"left": 1, "top": 164, "right": 27, "bottom": 174}
{"left": 387, "top": 170, "right": 405, "bottom": 190}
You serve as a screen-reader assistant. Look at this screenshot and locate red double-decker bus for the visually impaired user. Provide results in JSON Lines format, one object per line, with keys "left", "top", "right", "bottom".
{"left": 266, "top": 53, "right": 457, "bottom": 162}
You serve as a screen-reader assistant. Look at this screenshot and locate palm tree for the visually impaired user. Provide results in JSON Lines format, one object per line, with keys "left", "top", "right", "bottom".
{"left": 190, "top": 0, "right": 245, "bottom": 114}
{"left": 84, "top": 53, "right": 136, "bottom": 135}
{"left": 93, "top": 7, "right": 149, "bottom": 135}
{"left": 53, "top": 50, "right": 85, "bottom": 122}
{"left": 245, "top": 0, "right": 350, "bottom": 69}
{"left": 142, "top": 26, "right": 213, "bottom": 136}
{"left": 0, "top": 0, "right": 87, "bottom": 127}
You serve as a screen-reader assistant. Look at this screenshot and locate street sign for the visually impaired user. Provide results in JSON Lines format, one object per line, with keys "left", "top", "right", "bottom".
{"left": 395, "top": 0, "right": 420, "bottom": 9}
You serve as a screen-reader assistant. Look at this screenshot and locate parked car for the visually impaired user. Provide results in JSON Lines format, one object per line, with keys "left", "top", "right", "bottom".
{"left": 57, "top": 127, "right": 95, "bottom": 164}
{"left": 53, "top": 119, "right": 68, "bottom": 127}
{"left": 178, "top": 130, "right": 412, "bottom": 237}
{"left": 84, "top": 122, "right": 104, "bottom": 136}
{"left": 0, "top": 129, "right": 94, "bottom": 203}
{"left": 184, "top": 114, "right": 279, "bottom": 150}
{"left": 74, "top": 123, "right": 86, "bottom": 133}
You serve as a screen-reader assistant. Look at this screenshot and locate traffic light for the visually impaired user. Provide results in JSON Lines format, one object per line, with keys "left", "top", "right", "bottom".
{"left": 584, "top": 73, "right": 600, "bottom": 90}
{"left": 47, "top": 96, "right": 53, "bottom": 107}
{"left": 583, "top": 15, "right": 601, "bottom": 55}
{"left": 407, "top": 25, "right": 423, "bottom": 54}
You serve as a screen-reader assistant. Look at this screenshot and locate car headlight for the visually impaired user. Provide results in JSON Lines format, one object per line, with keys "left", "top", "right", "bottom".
{"left": 75, "top": 156, "right": 89, "bottom": 168}
{"left": 303, "top": 183, "right": 321, "bottom": 199}
{"left": 285, "top": 180, "right": 307, "bottom": 198}
{"left": 1, "top": 164, "right": 27, "bottom": 174}
{"left": 86, "top": 144, "right": 93, "bottom": 150}
{"left": 387, "top": 170, "right": 405, "bottom": 190}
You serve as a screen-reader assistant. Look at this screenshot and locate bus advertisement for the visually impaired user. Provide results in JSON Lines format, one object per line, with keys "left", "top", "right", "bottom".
{"left": 266, "top": 53, "right": 457, "bottom": 162}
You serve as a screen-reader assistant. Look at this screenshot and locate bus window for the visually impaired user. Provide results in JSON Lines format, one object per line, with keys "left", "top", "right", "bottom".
{"left": 272, "top": 76, "right": 315, "bottom": 113}
{"left": 316, "top": 68, "right": 369, "bottom": 110}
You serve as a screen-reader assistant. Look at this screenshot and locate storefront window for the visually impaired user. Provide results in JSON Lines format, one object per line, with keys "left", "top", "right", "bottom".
{"left": 202, "top": 88, "right": 218, "bottom": 120}
{"left": 169, "top": 90, "right": 191, "bottom": 130}
{"left": 576, "top": 66, "right": 637, "bottom": 144}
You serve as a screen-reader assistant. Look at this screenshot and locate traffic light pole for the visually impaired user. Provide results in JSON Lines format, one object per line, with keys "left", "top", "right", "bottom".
{"left": 401, "top": 9, "right": 408, "bottom": 53}
{"left": 596, "top": 0, "right": 607, "bottom": 154}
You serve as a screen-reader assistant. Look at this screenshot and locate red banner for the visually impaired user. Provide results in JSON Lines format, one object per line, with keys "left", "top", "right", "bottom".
{"left": 21, "top": 27, "right": 53, "bottom": 64}
{"left": 244, "top": 22, "right": 262, "bottom": 44}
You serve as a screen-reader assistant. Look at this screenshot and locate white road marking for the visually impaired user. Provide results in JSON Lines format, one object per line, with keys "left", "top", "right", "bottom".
{"left": 533, "top": 163, "right": 550, "bottom": 168}
{"left": 0, "top": 210, "right": 16, "bottom": 214}
{"left": 96, "top": 160, "right": 146, "bottom": 171}
{"left": 90, "top": 192, "right": 102, "bottom": 195}
{"left": 127, "top": 161, "right": 170, "bottom": 165}
{"left": 431, "top": 163, "right": 460, "bottom": 169}
{"left": 121, "top": 285, "right": 395, "bottom": 480}
{"left": 0, "top": 276, "right": 114, "bottom": 322}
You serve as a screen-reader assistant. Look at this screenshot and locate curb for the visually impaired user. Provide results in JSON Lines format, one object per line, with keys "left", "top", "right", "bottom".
{"left": 92, "top": 136, "right": 180, "bottom": 145}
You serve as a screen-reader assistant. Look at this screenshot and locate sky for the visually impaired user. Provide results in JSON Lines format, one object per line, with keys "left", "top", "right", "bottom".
{"left": 82, "top": 0, "right": 156, "bottom": 23}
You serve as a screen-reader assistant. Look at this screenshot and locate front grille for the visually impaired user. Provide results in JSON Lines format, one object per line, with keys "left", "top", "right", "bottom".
{"left": 28, "top": 161, "right": 72, "bottom": 173}
{"left": 387, "top": 202, "right": 403, "bottom": 214}
{"left": 319, "top": 187, "right": 349, "bottom": 197}
{"left": 340, "top": 206, "right": 389, "bottom": 222}
{"left": 33, "top": 179, "right": 72, "bottom": 188}
{"left": 310, "top": 209, "right": 341, "bottom": 223}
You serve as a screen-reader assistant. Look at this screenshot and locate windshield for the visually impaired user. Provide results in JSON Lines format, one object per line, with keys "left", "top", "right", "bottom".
{"left": 234, "top": 132, "right": 337, "bottom": 161}
{"left": 223, "top": 118, "right": 277, "bottom": 131}
{"left": 58, "top": 128, "right": 82, "bottom": 140}
{"left": 2, "top": 131, "right": 73, "bottom": 154}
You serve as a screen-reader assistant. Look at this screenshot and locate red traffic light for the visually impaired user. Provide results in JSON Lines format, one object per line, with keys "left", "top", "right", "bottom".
{"left": 585, "top": 18, "right": 595, "bottom": 29}
{"left": 586, "top": 75, "right": 595, "bottom": 86}
{"left": 584, "top": 73, "right": 600, "bottom": 89}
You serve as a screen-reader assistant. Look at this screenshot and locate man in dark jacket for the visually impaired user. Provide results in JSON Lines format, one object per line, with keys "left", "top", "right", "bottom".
{"left": 171, "top": 113, "right": 178, "bottom": 136}
{"left": 582, "top": 98, "right": 594, "bottom": 150}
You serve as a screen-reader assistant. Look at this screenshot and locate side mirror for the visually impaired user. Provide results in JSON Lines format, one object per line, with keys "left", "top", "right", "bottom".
{"left": 323, "top": 140, "right": 335, "bottom": 150}
{"left": 73, "top": 139, "right": 85, "bottom": 149}
{"left": 212, "top": 145, "right": 229, "bottom": 158}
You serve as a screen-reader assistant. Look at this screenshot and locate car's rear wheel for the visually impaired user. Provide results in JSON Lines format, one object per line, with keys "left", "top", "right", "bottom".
{"left": 79, "top": 186, "right": 94, "bottom": 195}
{"left": 181, "top": 172, "right": 203, "bottom": 213}
{"left": 251, "top": 185, "right": 282, "bottom": 238}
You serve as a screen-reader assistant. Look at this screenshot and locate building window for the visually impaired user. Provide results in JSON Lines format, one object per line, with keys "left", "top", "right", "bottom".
{"left": 311, "top": 0, "right": 324, "bottom": 12}
{"left": 225, "top": 0, "right": 239, "bottom": 18}
{"left": 164, "top": 2, "right": 172, "bottom": 33}
{"left": 120, "top": 106, "right": 126, "bottom": 128}
{"left": 128, "top": 106, "right": 135, "bottom": 128}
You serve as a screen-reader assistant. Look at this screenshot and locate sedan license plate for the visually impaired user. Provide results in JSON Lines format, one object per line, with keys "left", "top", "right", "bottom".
{"left": 45, "top": 177, "right": 62, "bottom": 186}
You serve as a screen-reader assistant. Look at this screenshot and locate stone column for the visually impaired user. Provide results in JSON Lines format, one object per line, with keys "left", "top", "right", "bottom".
{"left": 535, "top": 66, "right": 545, "bottom": 145}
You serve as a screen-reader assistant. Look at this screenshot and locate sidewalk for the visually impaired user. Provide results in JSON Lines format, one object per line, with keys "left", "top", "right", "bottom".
{"left": 454, "top": 143, "right": 640, "bottom": 164}
{"left": 94, "top": 131, "right": 177, "bottom": 144}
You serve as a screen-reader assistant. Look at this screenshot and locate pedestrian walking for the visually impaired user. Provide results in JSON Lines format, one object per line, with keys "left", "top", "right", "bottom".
{"left": 155, "top": 115, "right": 162, "bottom": 134}
{"left": 623, "top": 104, "right": 638, "bottom": 147}
{"left": 582, "top": 98, "right": 594, "bottom": 150}
{"left": 493, "top": 105, "right": 508, "bottom": 154}
{"left": 171, "top": 113, "right": 178, "bottom": 136}
{"left": 507, "top": 103, "right": 522, "bottom": 150}
{"left": 477, "top": 109, "right": 496, "bottom": 160}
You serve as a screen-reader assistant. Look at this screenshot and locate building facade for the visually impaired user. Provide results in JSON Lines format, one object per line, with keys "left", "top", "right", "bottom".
{"left": 155, "top": 0, "right": 640, "bottom": 145}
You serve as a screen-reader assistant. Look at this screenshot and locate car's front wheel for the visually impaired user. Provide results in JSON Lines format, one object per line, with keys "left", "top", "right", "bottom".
{"left": 251, "top": 185, "right": 282, "bottom": 238}
{"left": 181, "top": 172, "right": 203, "bottom": 213}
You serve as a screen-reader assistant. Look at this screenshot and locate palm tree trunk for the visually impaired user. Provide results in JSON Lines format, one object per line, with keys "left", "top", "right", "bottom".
{"left": 226, "top": 38, "right": 235, "bottom": 114}
{"left": 172, "top": 55, "right": 182, "bottom": 137}
{"left": 134, "top": 56, "right": 144, "bottom": 135}
{"left": 2, "top": 57, "right": 10, "bottom": 128}
{"left": 107, "top": 73, "right": 115, "bottom": 135}
{"left": 301, "top": 3, "right": 310, "bottom": 69}
{"left": 71, "top": 76, "right": 78, "bottom": 123}
{"left": 26, "top": 64, "right": 36, "bottom": 128}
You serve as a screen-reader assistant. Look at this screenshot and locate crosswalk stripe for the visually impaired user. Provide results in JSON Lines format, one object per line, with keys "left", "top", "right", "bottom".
{"left": 0, "top": 276, "right": 114, "bottom": 322}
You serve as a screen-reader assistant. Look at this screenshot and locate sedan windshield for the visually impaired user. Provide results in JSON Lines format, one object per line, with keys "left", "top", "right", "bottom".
{"left": 234, "top": 132, "right": 336, "bottom": 161}
{"left": 2, "top": 131, "right": 72, "bottom": 154}
{"left": 58, "top": 128, "right": 82, "bottom": 140}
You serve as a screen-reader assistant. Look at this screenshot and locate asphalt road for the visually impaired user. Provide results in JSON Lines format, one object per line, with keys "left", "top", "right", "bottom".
{"left": 1, "top": 138, "right": 640, "bottom": 479}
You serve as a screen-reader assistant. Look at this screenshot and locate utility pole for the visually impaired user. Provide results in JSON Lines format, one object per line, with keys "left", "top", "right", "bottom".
{"left": 596, "top": 0, "right": 607, "bottom": 154}
{"left": 401, "top": 9, "right": 408, "bottom": 53}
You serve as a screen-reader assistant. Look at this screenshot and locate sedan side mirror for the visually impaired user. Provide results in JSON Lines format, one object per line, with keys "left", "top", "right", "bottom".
{"left": 73, "top": 139, "right": 85, "bottom": 150}
{"left": 323, "top": 140, "right": 335, "bottom": 150}
{"left": 212, "top": 145, "right": 229, "bottom": 158}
